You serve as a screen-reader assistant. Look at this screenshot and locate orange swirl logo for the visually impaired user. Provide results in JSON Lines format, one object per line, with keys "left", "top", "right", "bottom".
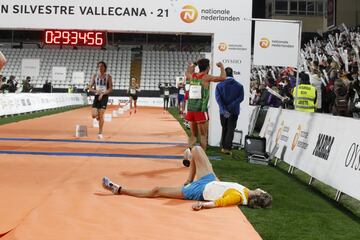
{"left": 180, "top": 5, "right": 198, "bottom": 23}
{"left": 291, "top": 125, "right": 302, "bottom": 151}
{"left": 218, "top": 43, "right": 228, "bottom": 52}
{"left": 260, "top": 37, "right": 270, "bottom": 48}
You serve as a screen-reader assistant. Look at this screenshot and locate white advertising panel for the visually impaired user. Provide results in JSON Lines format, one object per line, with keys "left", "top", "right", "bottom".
{"left": 253, "top": 21, "right": 300, "bottom": 67}
{"left": 260, "top": 108, "right": 360, "bottom": 201}
{"left": 0, "top": 93, "right": 87, "bottom": 116}
{"left": 52, "top": 67, "right": 67, "bottom": 82}
{"left": 72, "top": 71, "right": 85, "bottom": 84}
{"left": 21, "top": 59, "right": 40, "bottom": 77}
{"left": 0, "top": 0, "right": 253, "bottom": 147}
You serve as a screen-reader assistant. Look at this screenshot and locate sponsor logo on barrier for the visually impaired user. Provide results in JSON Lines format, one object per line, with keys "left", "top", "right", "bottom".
{"left": 291, "top": 125, "right": 301, "bottom": 150}
{"left": 312, "top": 133, "right": 335, "bottom": 161}
{"left": 291, "top": 125, "right": 309, "bottom": 151}
{"left": 180, "top": 5, "right": 198, "bottom": 23}
{"left": 260, "top": 37, "right": 270, "bottom": 48}
{"left": 344, "top": 143, "right": 360, "bottom": 171}
{"left": 218, "top": 43, "right": 228, "bottom": 52}
{"left": 275, "top": 121, "right": 284, "bottom": 145}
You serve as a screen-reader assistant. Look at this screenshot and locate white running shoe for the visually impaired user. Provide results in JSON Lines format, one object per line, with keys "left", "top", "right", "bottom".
{"left": 98, "top": 134, "right": 103, "bottom": 139}
{"left": 102, "top": 177, "right": 121, "bottom": 194}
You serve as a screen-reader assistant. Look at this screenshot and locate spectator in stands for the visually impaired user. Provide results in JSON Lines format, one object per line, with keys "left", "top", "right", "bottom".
{"left": 159, "top": 82, "right": 172, "bottom": 112}
{"left": 333, "top": 76, "right": 349, "bottom": 117}
{"left": 88, "top": 61, "right": 113, "bottom": 139}
{"left": 309, "top": 62, "right": 323, "bottom": 112}
{"left": 7, "top": 75, "right": 18, "bottom": 93}
{"left": 128, "top": 77, "right": 140, "bottom": 115}
{"left": 42, "top": 80, "right": 52, "bottom": 93}
{"left": 215, "top": 67, "right": 244, "bottom": 155}
{"left": 22, "top": 76, "right": 33, "bottom": 93}
{"left": 185, "top": 59, "right": 226, "bottom": 150}
{"left": 1, "top": 76, "right": 8, "bottom": 93}
{"left": 292, "top": 72, "right": 317, "bottom": 113}
{"left": 102, "top": 146, "right": 272, "bottom": 210}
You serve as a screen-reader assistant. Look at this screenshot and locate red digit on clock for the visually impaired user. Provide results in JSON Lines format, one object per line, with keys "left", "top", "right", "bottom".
{"left": 88, "top": 32, "right": 95, "bottom": 45}
{"left": 78, "top": 31, "right": 87, "bottom": 44}
{"left": 95, "top": 32, "right": 104, "bottom": 46}
{"left": 53, "top": 31, "right": 61, "bottom": 44}
{"left": 71, "top": 31, "right": 78, "bottom": 45}
{"left": 62, "top": 31, "right": 71, "bottom": 45}
{"left": 45, "top": 31, "right": 53, "bottom": 44}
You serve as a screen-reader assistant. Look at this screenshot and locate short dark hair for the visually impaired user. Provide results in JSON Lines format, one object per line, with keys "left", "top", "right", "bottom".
{"left": 225, "top": 67, "right": 233, "bottom": 77}
{"left": 197, "top": 58, "right": 210, "bottom": 72}
{"left": 97, "top": 61, "right": 107, "bottom": 71}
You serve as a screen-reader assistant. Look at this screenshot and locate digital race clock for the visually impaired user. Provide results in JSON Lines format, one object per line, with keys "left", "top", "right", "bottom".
{"left": 44, "top": 30, "right": 106, "bottom": 46}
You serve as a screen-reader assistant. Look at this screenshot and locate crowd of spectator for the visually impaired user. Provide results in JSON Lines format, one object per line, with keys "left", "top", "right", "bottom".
{"left": 250, "top": 24, "right": 360, "bottom": 118}
{"left": 0, "top": 74, "right": 54, "bottom": 93}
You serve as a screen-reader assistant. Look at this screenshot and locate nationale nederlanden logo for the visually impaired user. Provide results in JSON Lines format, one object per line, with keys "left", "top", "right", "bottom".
{"left": 180, "top": 5, "right": 199, "bottom": 23}
{"left": 259, "top": 37, "right": 270, "bottom": 48}
{"left": 218, "top": 43, "right": 228, "bottom": 52}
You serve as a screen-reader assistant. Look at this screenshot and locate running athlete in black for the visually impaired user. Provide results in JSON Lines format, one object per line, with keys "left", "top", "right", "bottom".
{"left": 128, "top": 77, "right": 140, "bottom": 114}
{"left": 88, "top": 61, "right": 113, "bottom": 139}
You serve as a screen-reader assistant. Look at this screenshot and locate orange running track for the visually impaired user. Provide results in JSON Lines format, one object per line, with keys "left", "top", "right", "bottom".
{"left": 0, "top": 106, "right": 261, "bottom": 240}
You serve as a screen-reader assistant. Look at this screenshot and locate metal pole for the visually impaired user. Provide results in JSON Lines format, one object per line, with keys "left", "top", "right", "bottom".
{"left": 244, "top": 17, "right": 302, "bottom": 24}
{"left": 294, "top": 21, "right": 303, "bottom": 110}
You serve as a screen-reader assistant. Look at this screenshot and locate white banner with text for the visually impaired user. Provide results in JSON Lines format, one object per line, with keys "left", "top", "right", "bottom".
{"left": 253, "top": 21, "right": 300, "bottom": 67}
{"left": 0, "top": 93, "right": 87, "bottom": 116}
{"left": 260, "top": 108, "right": 360, "bottom": 201}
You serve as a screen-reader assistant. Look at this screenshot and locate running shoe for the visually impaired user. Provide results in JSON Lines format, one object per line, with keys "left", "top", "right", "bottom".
{"left": 102, "top": 177, "right": 121, "bottom": 194}
{"left": 98, "top": 134, "right": 103, "bottom": 139}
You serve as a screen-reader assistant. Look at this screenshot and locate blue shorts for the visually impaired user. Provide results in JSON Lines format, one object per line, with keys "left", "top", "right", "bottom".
{"left": 178, "top": 95, "right": 185, "bottom": 103}
{"left": 182, "top": 173, "right": 216, "bottom": 201}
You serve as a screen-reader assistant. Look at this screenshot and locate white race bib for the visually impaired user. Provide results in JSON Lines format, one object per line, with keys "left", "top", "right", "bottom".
{"left": 130, "top": 89, "right": 136, "bottom": 94}
{"left": 164, "top": 90, "right": 170, "bottom": 96}
{"left": 189, "top": 85, "right": 202, "bottom": 99}
{"left": 97, "top": 85, "right": 107, "bottom": 93}
{"left": 179, "top": 89, "right": 185, "bottom": 95}
{"left": 185, "top": 84, "right": 190, "bottom": 91}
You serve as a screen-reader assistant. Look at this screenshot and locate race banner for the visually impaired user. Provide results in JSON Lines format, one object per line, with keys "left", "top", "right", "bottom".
{"left": 21, "top": 59, "right": 40, "bottom": 77}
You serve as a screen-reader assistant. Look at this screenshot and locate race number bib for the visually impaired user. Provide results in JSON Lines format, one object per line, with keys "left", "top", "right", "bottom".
{"left": 189, "top": 85, "right": 202, "bottom": 99}
{"left": 130, "top": 89, "right": 136, "bottom": 94}
{"left": 185, "top": 84, "right": 190, "bottom": 91}
{"left": 97, "top": 85, "right": 107, "bottom": 94}
{"left": 164, "top": 90, "right": 170, "bottom": 96}
{"left": 179, "top": 89, "right": 185, "bottom": 95}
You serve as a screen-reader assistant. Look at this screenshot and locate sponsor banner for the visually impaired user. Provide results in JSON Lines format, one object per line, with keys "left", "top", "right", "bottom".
{"left": 253, "top": 21, "right": 300, "bottom": 67}
{"left": 0, "top": 93, "right": 87, "bottom": 116}
{"left": 108, "top": 97, "right": 164, "bottom": 107}
{"left": 21, "top": 59, "right": 40, "bottom": 77}
{"left": 72, "top": 71, "right": 85, "bottom": 84}
{"left": 0, "top": 0, "right": 251, "bottom": 33}
{"left": 52, "top": 67, "right": 67, "bottom": 82}
{"left": 260, "top": 108, "right": 360, "bottom": 201}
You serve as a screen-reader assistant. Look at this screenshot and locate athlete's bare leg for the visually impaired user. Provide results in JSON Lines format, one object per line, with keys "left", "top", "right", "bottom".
{"left": 134, "top": 99, "right": 137, "bottom": 113}
{"left": 121, "top": 186, "right": 184, "bottom": 199}
{"left": 197, "top": 122, "right": 208, "bottom": 150}
{"left": 190, "top": 146, "right": 215, "bottom": 179}
{"left": 92, "top": 108, "right": 99, "bottom": 121}
{"left": 188, "top": 121, "right": 198, "bottom": 148}
{"left": 98, "top": 109, "right": 105, "bottom": 134}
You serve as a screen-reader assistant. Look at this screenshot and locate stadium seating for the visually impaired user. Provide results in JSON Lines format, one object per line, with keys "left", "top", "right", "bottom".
{"left": 0, "top": 48, "right": 132, "bottom": 90}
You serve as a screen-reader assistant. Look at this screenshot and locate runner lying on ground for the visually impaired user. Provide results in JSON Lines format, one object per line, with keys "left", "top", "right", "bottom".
{"left": 102, "top": 146, "right": 272, "bottom": 210}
